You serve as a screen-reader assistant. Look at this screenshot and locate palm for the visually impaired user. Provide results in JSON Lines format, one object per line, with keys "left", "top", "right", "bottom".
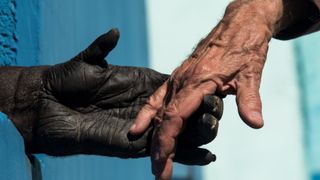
{"left": 35, "top": 61, "right": 167, "bottom": 157}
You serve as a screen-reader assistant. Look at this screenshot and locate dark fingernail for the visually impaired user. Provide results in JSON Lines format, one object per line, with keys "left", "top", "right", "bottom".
{"left": 249, "top": 111, "right": 264, "bottom": 128}
{"left": 209, "top": 153, "right": 216, "bottom": 162}
{"left": 196, "top": 113, "right": 219, "bottom": 143}
{"left": 203, "top": 95, "right": 223, "bottom": 120}
{"left": 108, "top": 28, "right": 120, "bottom": 38}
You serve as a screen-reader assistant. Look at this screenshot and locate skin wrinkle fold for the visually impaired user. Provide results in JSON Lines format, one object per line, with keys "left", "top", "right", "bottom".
{"left": 112, "top": 106, "right": 122, "bottom": 147}
{"left": 13, "top": 68, "right": 24, "bottom": 112}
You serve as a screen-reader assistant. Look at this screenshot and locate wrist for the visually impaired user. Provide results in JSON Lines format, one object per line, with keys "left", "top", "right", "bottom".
{"left": 274, "top": 0, "right": 320, "bottom": 39}
{"left": 15, "top": 66, "right": 49, "bottom": 147}
{"left": 0, "top": 67, "right": 24, "bottom": 115}
{"left": 0, "top": 66, "right": 49, "bottom": 148}
{"left": 224, "top": 0, "right": 283, "bottom": 34}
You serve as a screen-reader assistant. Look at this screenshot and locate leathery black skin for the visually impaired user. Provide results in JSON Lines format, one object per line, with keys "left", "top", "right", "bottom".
{"left": 0, "top": 29, "right": 223, "bottom": 165}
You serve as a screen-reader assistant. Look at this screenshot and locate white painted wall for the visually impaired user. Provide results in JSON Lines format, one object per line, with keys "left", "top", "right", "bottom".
{"left": 146, "top": 1, "right": 308, "bottom": 180}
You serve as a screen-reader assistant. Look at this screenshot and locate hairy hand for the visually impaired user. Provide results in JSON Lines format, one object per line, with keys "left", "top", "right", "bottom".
{"left": 130, "top": 0, "right": 283, "bottom": 179}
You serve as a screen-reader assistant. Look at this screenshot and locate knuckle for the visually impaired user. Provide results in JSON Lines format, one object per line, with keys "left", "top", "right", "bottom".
{"left": 164, "top": 104, "right": 179, "bottom": 116}
{"left": 238, "top": 62, "right": 263, "bottom": 82}
{"left": 225, "top": 1, "right": 240, "bottom": 14}
{"left": 244, "top": 70, "right": 261, "bottom": 80}
{"left": 212, "top": 96, "right": 224, "bottom": 119}
{"left": 243, "top": 92, "right": 260, "bottom": 105}
{"left": 158, "top": 134, "right": 169, "bottom": 145}
{"left": 163, "top": 106, "right": 184, "bottom": 131}
{"left": 147, "top": 96, "right": 161, "bottom": 110}
{"left": 141, "top": 103, "right": 155, "bottom": 114}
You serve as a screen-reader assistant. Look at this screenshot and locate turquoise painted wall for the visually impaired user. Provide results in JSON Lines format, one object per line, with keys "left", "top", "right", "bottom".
{"left": 0, "top": 0, "right": 17, "bottom": 66}
{"left": 37, "top": 0, "right": 149, "bottom": 67}
{"left": 0, "top": 1, "right": 32, "bottom": 179}
{"left": 295, "top": 33, "right": 320, "bottom": 180}
{"left": 0, "top": 113, "right": 32, "bottom": 180}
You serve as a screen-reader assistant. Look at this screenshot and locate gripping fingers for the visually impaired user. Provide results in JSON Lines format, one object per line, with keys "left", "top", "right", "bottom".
{"left": 197, "top": 113, "right": 219, "bottom": 144}
{"left": 179, "top": 113, "right": 219, "bottom": 147}
{"left": 152, "top": 86, "right": 217, "bottom": 179}
{"left": 174, "top": 147, "right": 216, "bottom": 165}
{"left": 202, "top": 94, "right": 223, "bottom": 119}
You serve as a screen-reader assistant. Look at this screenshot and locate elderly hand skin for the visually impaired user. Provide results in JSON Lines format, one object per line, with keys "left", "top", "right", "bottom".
{"left": 129, "top": 0, "right": 293, "bottom": 179}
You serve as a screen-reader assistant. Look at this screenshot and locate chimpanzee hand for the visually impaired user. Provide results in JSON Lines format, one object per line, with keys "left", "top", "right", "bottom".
{"left": 22, "top": 29, "right": 224, "bottom": 165}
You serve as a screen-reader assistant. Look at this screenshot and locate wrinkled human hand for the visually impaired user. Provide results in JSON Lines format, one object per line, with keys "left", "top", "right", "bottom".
{"left": 130, "top": 0, "right": 283, "bottom": 179}
{"left": 27, "top": 29, "right": 224, "bottom": 165}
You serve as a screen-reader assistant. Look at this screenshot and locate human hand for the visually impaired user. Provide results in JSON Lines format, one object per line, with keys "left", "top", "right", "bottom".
{"left": 26, "top": 29, "right": 224, "bottom": 165}
{"left": 130, "top": 0, "right": 284, "bottom": 179}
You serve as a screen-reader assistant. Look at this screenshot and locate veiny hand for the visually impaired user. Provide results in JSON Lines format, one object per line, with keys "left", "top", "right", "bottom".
{"left": 28, "top": 29, "right": 224, "bottom": 165}
{"left": 130, "top": 0, "right": 283, "bottom": 179}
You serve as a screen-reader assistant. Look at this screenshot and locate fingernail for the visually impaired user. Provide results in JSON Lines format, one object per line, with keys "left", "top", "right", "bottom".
{"left": 251, "top": 111, "right": 261, "bottom": 119}
{"left": 211, "top": 154, "right": 216, "bottom": 162}
{"left": 250, "top": 111, "right": 264, "bottom": 128}
{"left": 205, "top": 152, "right": 216, "bottom": 162}
{"left": 129, "top": 124, "right": 136, "bottom": 131}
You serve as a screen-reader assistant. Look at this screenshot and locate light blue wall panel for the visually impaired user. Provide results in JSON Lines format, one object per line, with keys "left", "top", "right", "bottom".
{"left": 295, "top": 33, "right": 320, "bottom": 179}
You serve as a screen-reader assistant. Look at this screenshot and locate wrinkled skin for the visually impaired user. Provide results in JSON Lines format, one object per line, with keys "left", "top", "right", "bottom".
{"left": 130, "top": 0, "right": 286, "bottom": 179}
{"left": 0, "top": 29, "right": 224, "bottom": 166}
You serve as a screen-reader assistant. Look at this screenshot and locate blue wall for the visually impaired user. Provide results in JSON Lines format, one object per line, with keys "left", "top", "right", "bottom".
{"left": 295, "top": 34, "right": 320, "bottom": 180}
{"left": 0, "top": 0, "right": 17, "bottom": 66}
{"left": 37, "top": 0, "right": 149, "bottom": 67}
{"left": 0, "top": 113, "right": 32, "bottom": 180}
{"left": 0, "top": 1, "right": 31, "bottom": 179}
{"left": 16, "top": 0, "right": 39, "bottom": 66}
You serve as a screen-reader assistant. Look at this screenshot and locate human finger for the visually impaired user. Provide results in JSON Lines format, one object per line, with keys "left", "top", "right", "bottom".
{"left": 153, "top": 158, "right": 173, "bottom": 180}
{"left": 236, "top": 76, "right": 264, "bottom": 128}
{"left": 152, "top": 84, "right": 217, "bottom": 179}
{"left": 129, "top": 82, "right": 168, "bottom": 135}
